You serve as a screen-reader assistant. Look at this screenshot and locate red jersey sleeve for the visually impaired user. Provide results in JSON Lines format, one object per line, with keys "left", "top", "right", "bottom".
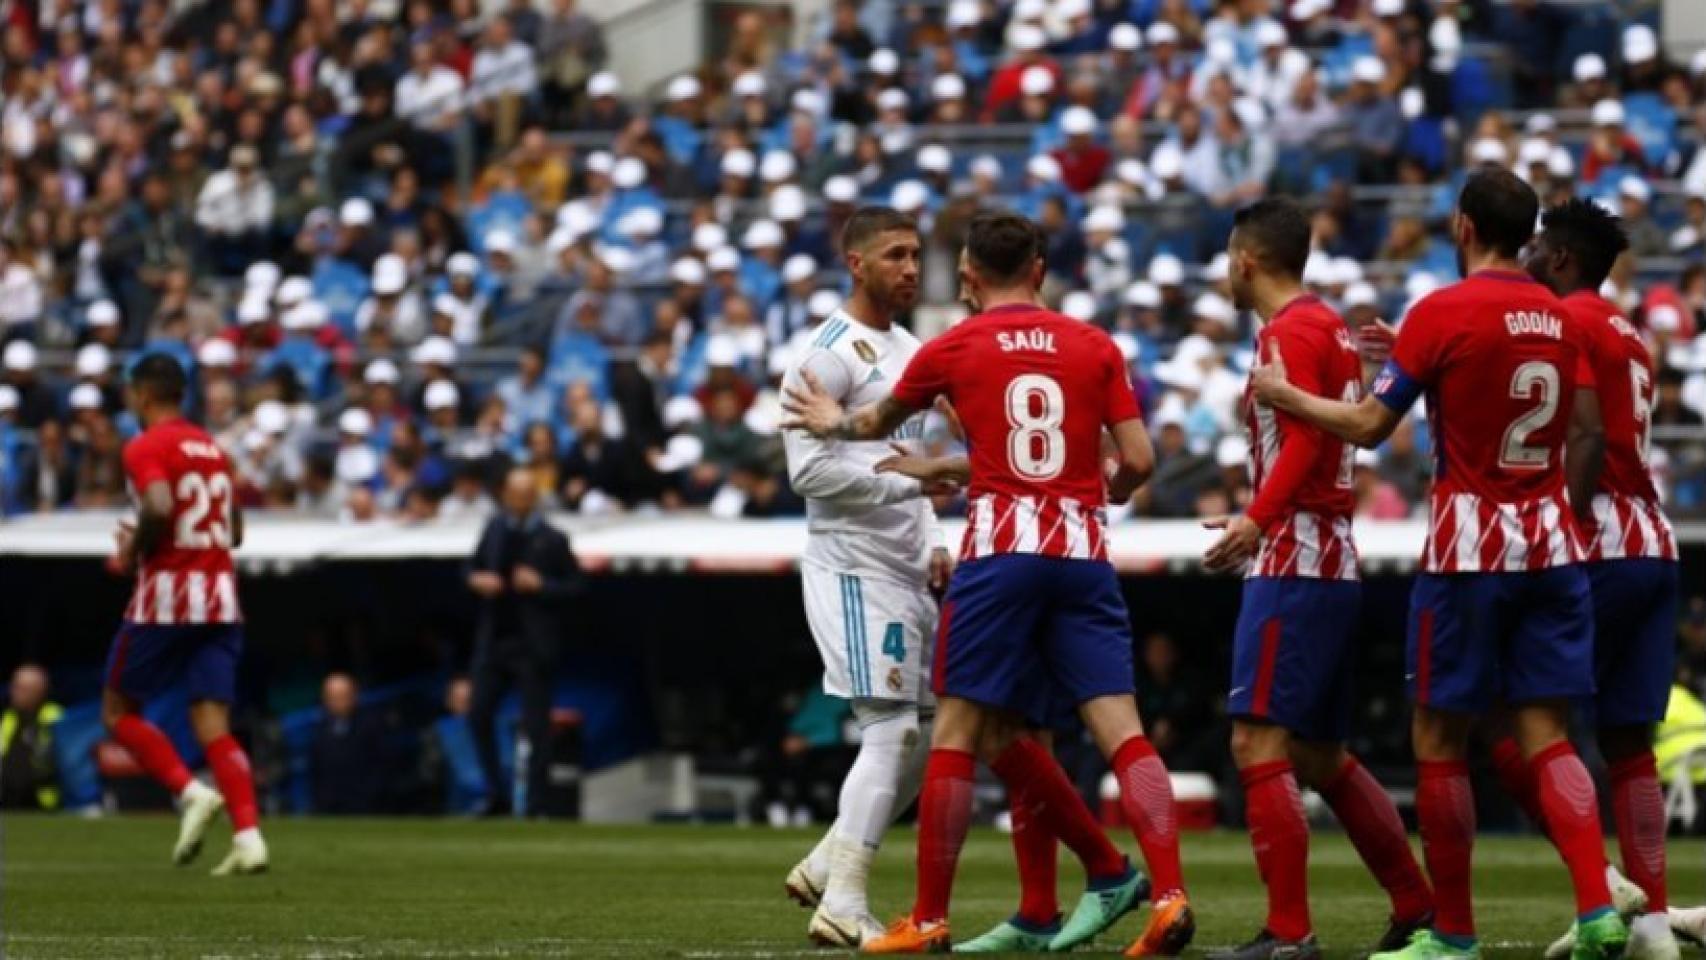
{"left": 1101, "top": 335, "right": 1141, "bottom": 425}
{"left": 891, "top": 332, "right": 951, "bottom": 411}
{"left": 1245, "top": 325, "right": 1331, "bottom": 532}
{"left": 122, "top": 434, "right": 169, "bottom": 491}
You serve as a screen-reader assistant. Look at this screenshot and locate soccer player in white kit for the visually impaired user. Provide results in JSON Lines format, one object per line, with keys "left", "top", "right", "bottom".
{"left": 780, "top": 207, "right": 953, "bottom": 948}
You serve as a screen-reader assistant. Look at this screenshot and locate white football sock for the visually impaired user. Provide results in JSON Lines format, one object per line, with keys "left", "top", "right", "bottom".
{"left": 820, "top": 702, "right": 920, "bottom": 916}
{"left": 803, "top": 829, "right": 837, "bottom": 886}
{"left": 233, "top": 827, "right": 263, "bottom": 848}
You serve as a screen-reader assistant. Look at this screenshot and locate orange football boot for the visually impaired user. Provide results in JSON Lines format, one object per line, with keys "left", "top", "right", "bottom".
{"left": 1124, "top": 893, "right": 1196, "bottom": 957}
{"left": 861, "top": 917, "right": 952, "bottom": 954}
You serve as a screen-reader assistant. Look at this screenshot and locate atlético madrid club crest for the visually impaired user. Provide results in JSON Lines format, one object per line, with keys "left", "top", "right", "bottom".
{"left": 852, "top": 340, "right": 878, "bottom": 364}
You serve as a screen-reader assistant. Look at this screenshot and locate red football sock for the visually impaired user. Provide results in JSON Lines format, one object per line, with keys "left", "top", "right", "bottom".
{"left": 1532, "top": 741, "right": 1613, "bottom": 917}
{"left": 1110, "top": 736, "right": 1184, "bottom": 897}
{"left": 992, "top": 738, "right": 1125, "bottom": 884}
{"left": 205, "top": 735, "right": 260, "bottom": 832}
{"left": 1002, "top": 770, "right": 1062, "bottom": 926}
{"left": 1416, "top": 760, "right": 1476, "bottom": 939}
{"left": 1490, "top": 736, "right": 1549, "bottom": 837}
{"left": 913, "top": 749, "right": 977, "bottom": 925}
{"left": 1320, "top": 757, "right": 1433, "bottom": 922}
{"left": 1609, "top": 752, "right": 1667, "bottom": 912}
{"left": 111, "top": 714, "right": 192, "bottom": 795}
{"left": 1240, "top": 761, "right": 1312, "bottom": 941}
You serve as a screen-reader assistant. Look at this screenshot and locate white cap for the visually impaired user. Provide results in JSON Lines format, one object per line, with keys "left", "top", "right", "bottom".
{"left": 1149, "top": 144, "right": 1184, "bottom": 180}
{"left": 918, "top": 143, "right": 952, "bottom": 173}
{"left": 1647, "top": 304, "right": 1681, "bottom": 333}
{"left": 0, "top": 384, "right": 16, "bottom": 412}
{"left": 666, "top": 74, "right": 701, "bottom": 102}
{"left": 1619, "top": 175, "right": 1653, "bottom": 204}
{"left": 1547, "top": 145, "right": 1576, "bottom": 178}
{"left": 1113, "top": 332, "right": 1140, "bottom": 362}
{"left": 1592, "top": 98, "right": 1626, "bottom": 127}
{"left": 808, "top": 290, "right": 841, "bottom": 318}
{"left": 86, "top": 299, "right": 121, "bottom": 327}
{"left": 423, "top": 380, "right": 460, "bottom": 412}
{"left": 244, "top": 261, "right": 281, "bottom": 294}
{"left": 364, "top": 358, "right": 401, "bottom": 384}
{"left": 759, "top": 150, "right": 797, "bottom": 183}
{"left": 692, "top": 222, "right": 729, "bottom": 253}
{"left": 880, "top": 129, "right": 913, "bottom": 155}
{"left": 824, "top": 175, "right": 860, "bottom": 204}
{"left": 254, "top": 399, "right": 289, "bottom": 435}
{"left": 769, "top": 184, "right": 807, "bottom": 221}
{"left": 237, "top": 294, "right": 271, "bottom": 326}
{"left": 890, "top": 180, "right": 930, "bottom": 213}
{"left": 664, "top": 397, "right": 704, "bottom": 430}
{"left": 1216, "top": 434, "right": 1249, "bottom": 469}
{"left": 1013, "top": 0, "right": 1046, "bottom": 20}
{"left": 339, "top": 407, "right": 373, "bottom": 436}
{"left": 1116, "top": 158, "right": 1150, "bottom": 187}
{"left": 410, "top": 335, "right": 458, "bottom": 366}
{"left": 790, "top": 88, "right": 825, "bottom": 116}
{"left": 742, "top": 219, "right": 785, "bottom": 250}
{"left": 869, "top": 48, "right": 900, "bottom": 76}
{"left": 1060, "top": 106, "right": 1097, "bottom": 136}
{"left": 1083, "top": 205, "right": 1125, "bottom": 233}
{"left": 1352, "top": 56, "right": 1386, "bottom": 85}
{"left": 1056, "top": 0, "right": 1091, "bottom": 20}
{"left": 932, "top": 73, "right": 967, "bottom": 101}
{"left": 671, "top": 257, "right": 707, "bottom": 285}
{"left": 1010, "top": 23, "right": 1048, "bottom": 53}
{"left": 1109, "top": 22, "right": 1142, "bottom": 51}
{"left": 1290, "top": 0, "right": 1328, "bottom": 18}
{"left": 1622, "top": 24, "right": 1657, "bottom": 65}
{"left": 731, "top": 71, "right": 767, "bottom": 98}
{"left": 585, "top": 150, "right": 615, "bottom": 176}
{"left": 431, "top": 293, "right": 460, "bottom": 316}
{"left": 946, "top": 0, "right": 981, "bottom": 28}
{"left": 1303, "top": 250, "right": 1333, "bottom": 286}
{"left": 1331, "top": 256, "right": 1364, "bottom": 286}
{"left": 1146, "top": 21, "right": 1180, "bottom": 45}
{"left": 198, "top": 339, "right": 237, "bottom": 368}
{"left": 1192, "top": 292, "right": 1236, "bottom": 326}
{"left": 1060, "top": 291, "right": 1098, "bottom": 322}
{"left": 587, "top": 71, "right": 620, "bottom": 98}
{"left": 283, "top": 300, "right": 328, "bottom": 331}
{"left": 1404, "top": 270, "right": 1440, "bottom": 300}
{"left": 67, "top": 382, "right": 102, "bottom": 411}
{"left": 1372, "top": 0, "right": 1403, "bottom": 16}
{"left": 75, "top": 343, "right": 110, "bottom": 377}
{"left": 720, "top": 149, "right": 755, "bottom": 179}
{"left": 597, "top": 244, "right": 635, "bottom": 275}
{"left": 447, "top": 252, "right": 480, "bottom": 277}
{"left": 877, "top": 88, "right": 909, "bottom": 113}
{"left": 1204, "top": 251, "right": 1230, "bottom": 282}
{"left": 339, "top": 198, "right": 374, "bottom": 227}
{"left": 617, "top": 206, "right": 664, "bottom": 238}
{"left": 1469, "top": 137, "right": 1509, "bottom": 166}
{"left": 1525, "top": 112, "right": 1558, "bottom": 135}
{"left": 782, "top": 254, "right": 817, "bottom": 285}
{"left": 1692, "top": 49, "right": 1706, "bottom": 77}
{"left": 707, "top": 246, "right": 741, "bottom": 272}
{"left": 1020, "top": 64, "right": 1055, "bottom": 97}
{"left": 372, "top": 254, "right": 408, "bottom": 295}
{"left": 704, "top": 334, "right": 740, "bottom": 368}
{"left": 1026, "top": 154, "right": 1063, "bottom": 182}
{"left": 483, "top": 229, "right": 516, "bottom": 255}
{"left": 970, "top": 154, "right": 1003, "bottom": 181}
{"left": 1255, "top": 20, "right": 1288, "bottom": 49}
{"left": 1147, "top": 253, "right": 1184, "bottom": 286}
{"left": 1344, "top": 281, "right": 1380, "bottom": 309}
{"left": 1124, "top": 280, "right": 1161, "bottom": 308}
{"left": 276, "top": 276, "right": 313, "bottom": 308}
{"left": 1573, "top": 53, "right": 1607, "bottom": 83}
{"left": 612, "top": 156, "right": 647, "bottom": 189}
{"left": 1517, "top": 137, "right": 1553, "bottom": 167}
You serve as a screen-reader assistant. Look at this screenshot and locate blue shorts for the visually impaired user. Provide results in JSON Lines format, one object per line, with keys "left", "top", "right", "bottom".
{"left": 1586, "top": 559, "right": 1679, "bottom": 727}
{"left": 934, "top": 554, "right": 1134, "bottom": 722}
{"left": 1228, "top": 577, "right": 1362, "bottom": 742}
{"left": 1407, "top": 567, "right": 1594, "bottom": 712}
{"left": 104, "top": 622, "right": 243, "bottom": 704}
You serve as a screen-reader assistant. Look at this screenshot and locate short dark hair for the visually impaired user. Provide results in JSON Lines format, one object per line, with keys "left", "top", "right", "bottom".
{"left": 128, "top": 353, "right": 187, "bottom": 404}
{"left": 1231, "top": 197, "right": 1312, "bottom": 278}
{"left": 1457, "top": 168, "right": 1538, "bottom": 258}
{"left": 841, "top": 206, "right": 919, "bottom": 256}
{"left": 1540, "top": 198, "right": 1629, "bottom": 289}
{"left": 964, "top": 209, "right": 1044, "bottom": 284}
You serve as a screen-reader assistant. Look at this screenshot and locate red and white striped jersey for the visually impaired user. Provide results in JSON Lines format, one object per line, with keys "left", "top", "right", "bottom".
{"left": 892, "top": 303, "right": 1141, "bottom": 564}
{"left": 1372, "top": 271, "right": 1588, "bottom": 574}
{"left": 122, "top": 417, "right": 243, "bottom": 624}
{"left": 1243, "top": 295, "right": 1361, "bottom": 580}
{"left": 1562, "top": 290, "right": 1678, "bottom": 562}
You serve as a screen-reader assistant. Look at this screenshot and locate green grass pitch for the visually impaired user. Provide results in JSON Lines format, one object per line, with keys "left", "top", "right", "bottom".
{"left": 3, "top": 817, "right": 1701, "bottom": 958}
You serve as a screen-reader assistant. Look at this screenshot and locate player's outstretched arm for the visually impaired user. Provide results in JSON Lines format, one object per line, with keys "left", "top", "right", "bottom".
{"left": 780, "top": 369, "right": 918, "bottom": 442}
{"left": 1565, "top": 386, "right": 1605, "bottom": 524}
{"left": 1105, "top": 417, "right": 1155, "bottom": 504}
{"left": 1250, "top": 341, "right": 1400, "bottom": 448}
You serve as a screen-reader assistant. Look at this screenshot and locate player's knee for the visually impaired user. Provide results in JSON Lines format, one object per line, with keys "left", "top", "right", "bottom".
{"left": 854, "top": 702, "right": 921, "bottom": 757}
{"left": 1596, "top": 723, "right": 1654, "bottom": 763}
{"left": 1287, "top": 740, "right": 1348, "bottom": 788}
{"left": 1229, "top": 719, "right": 1289, "bottom": 768}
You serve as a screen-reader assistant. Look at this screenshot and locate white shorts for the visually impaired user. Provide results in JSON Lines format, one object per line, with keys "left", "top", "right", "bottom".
{"left": 801, "top": 560, "right": 937, "bottom": 706}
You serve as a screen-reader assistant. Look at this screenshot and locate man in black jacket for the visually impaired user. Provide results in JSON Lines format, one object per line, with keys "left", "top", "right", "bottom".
{"left": 467, "top": 467, "right": 583, "bottom": 815}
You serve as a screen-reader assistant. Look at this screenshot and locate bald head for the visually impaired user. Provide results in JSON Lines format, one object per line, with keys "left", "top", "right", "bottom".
{"left": 10, "top": 665, "right": 48, "bottom": 713}
{"left": 502, "top": 467, "right": 538, "bottom": 520}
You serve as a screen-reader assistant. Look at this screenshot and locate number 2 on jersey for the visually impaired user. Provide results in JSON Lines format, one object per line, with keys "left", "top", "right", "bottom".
{"left": 1005, "top": 373, "right": 1066, "bottom": 480}
{"left": 1498, "top": 360, "right": 1560, "bottom": 470}
{"left": 175, "top": 472, "right": 233, "bottom": 550}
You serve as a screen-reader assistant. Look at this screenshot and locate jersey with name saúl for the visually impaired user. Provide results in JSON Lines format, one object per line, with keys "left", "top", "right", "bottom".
{"left": 1372, "top": 271, "right": 1585, "bottom": 573}
{"left": 891, "top": 303, "right": 1141, "bottom": 563}
{"left": 783, "top": 309, "right": 941, "bottom": 587}
{"left": 122, "top": 417, "right": 242, "bottom": 623}
{"left": 1243, "top": 295, "right": 1361, "bottom": 579}
{"left": 1564, "top": 290, "right": 1677, "bottom": 561}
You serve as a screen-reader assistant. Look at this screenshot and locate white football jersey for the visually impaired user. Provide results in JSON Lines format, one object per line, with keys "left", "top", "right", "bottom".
{"left": 782, "top": 308, "right": 942, "bottom": 586}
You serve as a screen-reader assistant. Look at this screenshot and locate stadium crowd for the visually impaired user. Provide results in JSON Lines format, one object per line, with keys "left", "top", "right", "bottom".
{"left": 2, "top": 0, "right": 1706, "bottom": 525}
